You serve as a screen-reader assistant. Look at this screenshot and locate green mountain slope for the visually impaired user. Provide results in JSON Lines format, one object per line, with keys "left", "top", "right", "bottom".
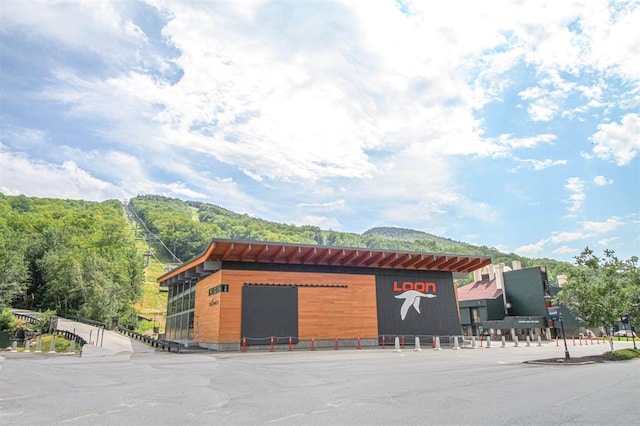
{"left": 129, "top": 195, "right": 571, "bottom": 284}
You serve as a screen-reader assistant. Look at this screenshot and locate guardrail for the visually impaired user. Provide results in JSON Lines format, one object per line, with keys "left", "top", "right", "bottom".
{"left": 53, "top": 329, "right": 87, "bottom": 346}
{"left": 13, "top": 313, "right": 38, "bottom": 325}
{"left": 58, "top": 313, "right": 107, "bottom": 328}
{"left": 117, "top": 326, "right": 183, "bottom": 353}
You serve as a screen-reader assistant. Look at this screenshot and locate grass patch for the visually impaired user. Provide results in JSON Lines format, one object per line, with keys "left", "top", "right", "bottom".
{"left": 19, "top": 335, "right": 78, "bottom": 354}
{"left": 602, "top": 348, "right": 640, "bottom": 360}
{"left": 132, "top": 238, "right": 168, "bottom": 335}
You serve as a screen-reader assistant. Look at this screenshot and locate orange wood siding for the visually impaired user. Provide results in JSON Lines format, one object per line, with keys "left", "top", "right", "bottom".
{"left": 217, "top": 270, "right": 378, "bottom": 343}
{"left": 298, "top": 275, "right": 378, "bottom": 340}
{"left": 194, "top": 272, "right": 222, "bottom": 343}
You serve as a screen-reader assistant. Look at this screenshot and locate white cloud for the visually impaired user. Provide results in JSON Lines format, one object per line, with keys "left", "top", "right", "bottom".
{"left": 596, "top": 237, "right": 619, "bottom": 247}
{"left": 552, "top": 246, "right": 577, "bottom": 255}
{"left": 522, "top": 158, "right": 568, "bottom": 171}
{"left": 0, "top": 151, "right": 124, "bottom": 201}
{"left": 297, "top": 200, "right": 347, "bottom": 211}
{"left": 514, "top": 240, "right": 546, "bottom": 257}
{"left": 294, "top": 215, "right": 342, "bottom": 230}
{"left": 582, "top": 217, "right": 622, "bottom": 233}
{"left": 564, "top": 177, "right": 585, "bottom": 213}
{"left": 549, "top": 232, "right": 586, "bottom": 244}
{"left": 590, "top": 113, "right": 640, "bottom": 166}
{"left": 593, "top": 175, "right": 613, "bottom": 186}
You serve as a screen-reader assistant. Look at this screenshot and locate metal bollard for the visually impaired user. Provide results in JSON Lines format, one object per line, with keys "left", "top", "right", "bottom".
{"left": 434, "top": 336, "right": 442, "bottom": 351}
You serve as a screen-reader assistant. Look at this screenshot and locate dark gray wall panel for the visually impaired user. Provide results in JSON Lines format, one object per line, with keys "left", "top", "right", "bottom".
{"left": 241, "top": 286, "right": 298, "bottom": 345}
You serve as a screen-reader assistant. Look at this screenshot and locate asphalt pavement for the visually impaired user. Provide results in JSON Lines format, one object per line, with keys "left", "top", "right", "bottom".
{"left": 1, "top": 326, "right": 638, "bottom": 425}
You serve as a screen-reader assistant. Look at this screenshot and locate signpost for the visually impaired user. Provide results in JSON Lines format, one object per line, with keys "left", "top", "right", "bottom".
{"left": 547, "top": 306, "right": 570, "bottom": 360}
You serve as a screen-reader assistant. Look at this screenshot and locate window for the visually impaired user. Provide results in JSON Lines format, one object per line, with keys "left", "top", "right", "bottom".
{"left": 471, "top": 308, "right": 481, "bottom": 324}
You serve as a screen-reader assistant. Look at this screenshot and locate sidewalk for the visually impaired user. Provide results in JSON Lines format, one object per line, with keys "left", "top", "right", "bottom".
{"left": 55, "top": 317, "right": 157, "bottom": 357}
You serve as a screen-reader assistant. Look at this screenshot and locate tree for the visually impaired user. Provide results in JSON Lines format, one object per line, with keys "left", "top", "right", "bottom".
{"left": 0, "top": 227, "right": 29, "bottom": 307}
{"left": 557, "top": 247, "right": 640, "bottom": 349}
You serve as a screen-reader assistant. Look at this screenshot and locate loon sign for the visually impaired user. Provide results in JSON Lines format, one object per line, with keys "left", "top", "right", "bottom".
{"left": 376, "top": 273, "right": 461, "bottom": 337}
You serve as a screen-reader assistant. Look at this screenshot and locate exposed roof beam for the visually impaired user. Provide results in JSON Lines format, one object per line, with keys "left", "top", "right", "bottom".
{"left": 270, "top": 245, "right": 287, "bottom": 262}
{"left": 402, "top": 254, "right": 423, "bottom": 269}
{"left": 239, "top": 243, "right": 253, "bottom": 261}
{"left": 377, "top": 252, "right": 398, "bottom": 268}
{"left": 313, "top": 248, "right": 331, "bottom": 264}
{"left": 299, "top": 247, "right": 317, "bottom": 264}
{"left": 326, "top": 249, "right": 345, "bottom": 264}
{"left": 364, "top": 251, "right": 384, "bottom": 267}
{"left": 285, "top": 246, "right": 302, "bottom": 263}
{"left": 340, "top": 250, "right": 359, "bottom": 265}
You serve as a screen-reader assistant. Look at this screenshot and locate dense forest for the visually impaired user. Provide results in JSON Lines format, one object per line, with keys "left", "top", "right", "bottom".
{"left": 1, "top": 193, "right": 573, "bottom": 328}
{"left": 0, "top": 194, "right": 143, "bottom": 327}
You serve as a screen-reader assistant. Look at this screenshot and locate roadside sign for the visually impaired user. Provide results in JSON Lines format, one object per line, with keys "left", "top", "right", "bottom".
{"left": 547, "top": 306, "right": 560, "bottom": 322}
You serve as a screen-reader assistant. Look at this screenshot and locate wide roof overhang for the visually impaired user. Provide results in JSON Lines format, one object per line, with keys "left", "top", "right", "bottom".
{"left": 158, "top": 239, "right": 493, "bottom": 286}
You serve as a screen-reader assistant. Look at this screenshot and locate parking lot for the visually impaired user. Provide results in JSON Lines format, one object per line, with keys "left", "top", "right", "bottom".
{"left": 1, "top": 338, "right": 638, "bottom": 425}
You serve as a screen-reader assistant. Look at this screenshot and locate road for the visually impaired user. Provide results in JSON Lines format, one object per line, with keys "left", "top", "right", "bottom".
{"left": 1, "top": 336, "right": 638, "bottom": 425}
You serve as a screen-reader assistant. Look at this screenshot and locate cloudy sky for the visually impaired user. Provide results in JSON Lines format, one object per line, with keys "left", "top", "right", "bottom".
{"left": 1, "top": 0, "right": 639, "bottom": 262}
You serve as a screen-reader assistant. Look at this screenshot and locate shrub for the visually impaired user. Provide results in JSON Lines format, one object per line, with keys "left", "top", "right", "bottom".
{"left": 35, "top": 309, "right": 57, "bottom": 333}
{"left": 0, "top": 309, "right": 16, "bottom": 332}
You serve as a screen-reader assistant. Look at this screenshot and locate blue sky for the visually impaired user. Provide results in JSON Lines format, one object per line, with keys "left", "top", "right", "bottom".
{"left": 1, "top": 0, "right": 639, "bottom": 262}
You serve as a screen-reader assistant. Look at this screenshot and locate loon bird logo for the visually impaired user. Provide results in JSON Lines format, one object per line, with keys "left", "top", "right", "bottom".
{"left": 395, "top": 290, "right": 437, "bottom": 320}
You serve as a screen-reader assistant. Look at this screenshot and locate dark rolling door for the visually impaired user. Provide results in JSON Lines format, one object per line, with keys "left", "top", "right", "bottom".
{"left": 241, "top": 285, "right": 299, "bottom": 345}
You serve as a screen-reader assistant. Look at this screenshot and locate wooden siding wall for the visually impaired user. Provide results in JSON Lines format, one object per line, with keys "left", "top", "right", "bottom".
{"left": 216, "top": 270, "right": 378, "bottom": 343}
{"left": 194, "top": 272, "right": 222, "bottom": 343}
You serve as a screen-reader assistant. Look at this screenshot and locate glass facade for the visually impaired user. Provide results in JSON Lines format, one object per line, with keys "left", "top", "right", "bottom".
{"left": 165, "top": 280, "right": 196, "bottom": 341}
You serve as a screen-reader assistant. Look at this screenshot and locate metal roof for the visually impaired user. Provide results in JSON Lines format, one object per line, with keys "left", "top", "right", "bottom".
{"left": 158, "top": 239, "right": 493, "bottom": 286}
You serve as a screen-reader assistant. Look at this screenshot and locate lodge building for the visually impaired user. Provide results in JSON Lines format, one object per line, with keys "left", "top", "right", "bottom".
{"left": 157, "top": 239, "right": 492, "bottom": 350}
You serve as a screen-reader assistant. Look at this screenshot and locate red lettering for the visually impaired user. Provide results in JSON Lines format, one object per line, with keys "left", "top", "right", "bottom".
{"left": 393, "top": 280, "right": 437, "bottom": 293}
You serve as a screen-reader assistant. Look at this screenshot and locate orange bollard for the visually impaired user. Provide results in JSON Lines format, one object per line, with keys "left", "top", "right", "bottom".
{"left": 288, "top": 336, "right": 293, "bottom": 351}
{"left": 381, "top": 336, "right": 385, "bottom": 349}
{"left": 401, "top": 335, "right": 405, "bottom": 348}
{"left": 270, "top": 336, "right": 274, "bottom": 352}
{"left": 334, "top": 337, "right": 339, "bottom": 350}
{"left": 242, "top": 337, "right": 247, "bottom": 352}
{"left": 480, "top": 335, "right": 484, "bottom": 348}
{"left": 357, "top": 336, "right": 361, "bottom": 349}
{"left": 311, "top": 337, "right": 315, "bottom": 351}
{"left": 432, "top": 337, "right": 436, "bottom": 348}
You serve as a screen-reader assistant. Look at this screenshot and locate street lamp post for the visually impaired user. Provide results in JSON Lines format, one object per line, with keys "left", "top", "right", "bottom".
{"left": 545, "top": 294, "right": 570, "bottom": 360}
{"left": 558, "top": 313, "right": 570, "bottom": 360}
{"left": 631, "top": 303, "right": 638, "bottom": 350}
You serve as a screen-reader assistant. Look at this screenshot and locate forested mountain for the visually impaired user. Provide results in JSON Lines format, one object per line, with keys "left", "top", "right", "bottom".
{"left": 0, "top": 193, "right": 572, "bottom": 327}
{"left": 129, "top": 195, "right": 571, "bottom": 284}
{"left": 0, "top": 194, "right": 143, "bottom": 327}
